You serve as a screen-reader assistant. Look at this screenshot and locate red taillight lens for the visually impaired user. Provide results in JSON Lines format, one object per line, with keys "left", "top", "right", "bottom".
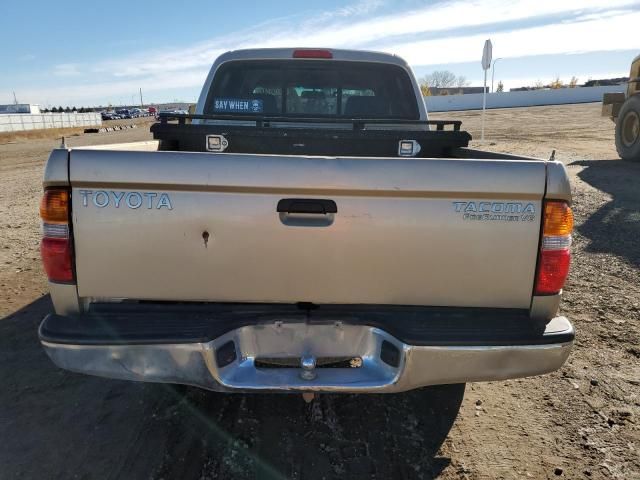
{"left": 41, "top": 237, "right": 74, "bottom": 283}
{"left": 534, "top": 200, "right": 573, "bottom": 295}
{"left": 292, "top": 49, "right": 333, "bottom": 59}
{"left": 534, "top": 249, "right": 571, "bottom": 295}
{"left": 40, "top": 187, "right": 74, "bottom": 283}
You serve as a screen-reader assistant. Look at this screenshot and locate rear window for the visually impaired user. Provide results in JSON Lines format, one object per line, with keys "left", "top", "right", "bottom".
{"left": 205, "top": 60, "right": 419, "bottom": 119}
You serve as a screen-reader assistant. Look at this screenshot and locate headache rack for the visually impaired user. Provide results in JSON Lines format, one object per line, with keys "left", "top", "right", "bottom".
{"left": 151, "top": 113, "right": 471, "bottom": 157}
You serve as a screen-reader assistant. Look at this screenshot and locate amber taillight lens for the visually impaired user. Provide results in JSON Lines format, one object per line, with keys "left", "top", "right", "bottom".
{"left": 40, "top": 188, "right": 69, "bottom": 223}
{"left": 542, "top": 200, "right": 573, "bottom": 236}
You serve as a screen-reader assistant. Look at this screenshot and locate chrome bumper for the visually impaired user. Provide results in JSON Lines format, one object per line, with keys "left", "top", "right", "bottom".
{"left": 41, "top": 316, "right": 573, "bottom": 393}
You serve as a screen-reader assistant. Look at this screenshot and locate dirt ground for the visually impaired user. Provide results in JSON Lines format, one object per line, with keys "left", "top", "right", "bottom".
{"left": 0, "top": 104, "right": 638, "bottom": 479}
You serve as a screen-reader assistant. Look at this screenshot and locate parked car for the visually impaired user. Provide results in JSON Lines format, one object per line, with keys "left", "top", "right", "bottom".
{"left": 157, "top": 108, "right": 189, "bottom": 118}
{"left": 38, "top": 48, "right": 574, "bottom": 396}
{"left": 100, "top": 111, "right": 120, "bottom": 121}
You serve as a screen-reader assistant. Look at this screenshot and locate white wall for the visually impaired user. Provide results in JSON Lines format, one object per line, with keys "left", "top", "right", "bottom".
{"left": 425, "top": 85, "right": 625, "bottom": 112}
{"left": 0, "top": 113, "right": 101, "bottom": 132}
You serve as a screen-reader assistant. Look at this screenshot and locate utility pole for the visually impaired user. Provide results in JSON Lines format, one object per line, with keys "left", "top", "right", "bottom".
{"left": 481, "top": 39, "right": 492, "bottom": 142}
{"left": 139, "top": 88, "right": 144, "bottom": 107}
{"left": 491, "top": 58, "right": 503, "bottom": 93}
{"left": 13, "top": 91, "right": 18, "bottom": 104}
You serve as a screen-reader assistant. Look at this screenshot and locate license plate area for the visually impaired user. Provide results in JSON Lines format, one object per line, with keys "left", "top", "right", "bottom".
{"left": 254, "top": 356, "right": 363, "bottom": 369}
{"left": 207, "top": 322, "right": 405, "bottom": 391}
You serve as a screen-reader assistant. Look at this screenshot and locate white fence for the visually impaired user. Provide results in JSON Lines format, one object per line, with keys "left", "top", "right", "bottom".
{"left": 425, "top": 85, "right": 625, "bottom": 112}
{"left": 0, "top": 86, "right": 627, "bottom": 131}
{"left": 0, "top": 113, "right": 102, "bottom": 133}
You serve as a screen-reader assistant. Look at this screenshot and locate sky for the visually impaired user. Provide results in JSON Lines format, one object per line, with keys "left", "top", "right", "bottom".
{"left": 2, "top": 0, "right": 639, "bottom": 107}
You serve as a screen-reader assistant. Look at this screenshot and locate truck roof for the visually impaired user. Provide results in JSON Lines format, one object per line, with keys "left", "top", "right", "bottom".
{"left": 216, "top": 48, "right": 410, "bottom": 68}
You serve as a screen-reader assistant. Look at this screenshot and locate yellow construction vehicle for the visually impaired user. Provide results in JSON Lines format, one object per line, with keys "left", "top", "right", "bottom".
{"left": 602, "top": 53, "right": 640, "bottom": 161}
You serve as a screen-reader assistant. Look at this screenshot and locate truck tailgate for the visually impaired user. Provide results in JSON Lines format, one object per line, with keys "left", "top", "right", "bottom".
{"left": 70, "top": 150, "right": 546, "bottom": 308}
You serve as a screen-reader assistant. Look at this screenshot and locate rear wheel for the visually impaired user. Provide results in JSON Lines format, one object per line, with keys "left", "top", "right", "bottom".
{"left": 615, "top": 95, "right": 640, "bottom": 161}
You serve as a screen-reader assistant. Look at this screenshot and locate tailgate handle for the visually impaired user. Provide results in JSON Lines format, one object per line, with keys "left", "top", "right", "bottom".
{"left": 277, "top": 199, "right": 337, "bottom": 215}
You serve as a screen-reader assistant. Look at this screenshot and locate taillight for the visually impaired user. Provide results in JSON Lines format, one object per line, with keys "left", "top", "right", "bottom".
{"left": 534, "top": 201, "right": 573, "bottom": 295}
{"left": 41, "top": 238, "right": 74, "bottom": 282}
{"left": 292, "top": 49, "right": 333, "bottom": 59}
{"left": 40, "top": 188, "right": 69, "bottom": 223}
{"left": 40, "top": 188, "right": 74, "bottom": 283}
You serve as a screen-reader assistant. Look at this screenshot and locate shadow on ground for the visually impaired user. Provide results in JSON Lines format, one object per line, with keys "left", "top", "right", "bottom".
{"left": 0, "top": 297, "right": 464, "bottom": 479}
{"left": 571, "top": 158, "right": 640, "bottom": 268}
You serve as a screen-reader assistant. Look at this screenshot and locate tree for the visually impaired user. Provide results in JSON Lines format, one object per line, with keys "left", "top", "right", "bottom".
{"left": 569, "top": 76, "right": 579, "bottom": 88}
{"left": 496, "top": 81, "right": 504, "bottom": 92}
{"left": 455, "top": 76, "right": 470, "bottom": 88}
{"left": 550, "top": 76, "right": 564, "bottom": 89}
{"left": 421, "top": 70, "right": 457, "bottom": 89}
{"left": 420, "top": 84, "right": 432, "bottom": 96}
{"left": 533, "top": 80, "right": 544, "bottom": 90}
{"left": 64, "top": 106, "right": 71, "bottom": 113}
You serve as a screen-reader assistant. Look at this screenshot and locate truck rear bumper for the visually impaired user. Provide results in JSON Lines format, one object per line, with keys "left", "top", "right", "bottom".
{"left": 39, "top": 305, "right": 574, "bottom": 393}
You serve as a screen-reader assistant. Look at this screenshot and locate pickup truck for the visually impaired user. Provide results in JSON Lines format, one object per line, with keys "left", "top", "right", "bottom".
{"left": 38, "top": 48, "right": 574, "bottom": 394}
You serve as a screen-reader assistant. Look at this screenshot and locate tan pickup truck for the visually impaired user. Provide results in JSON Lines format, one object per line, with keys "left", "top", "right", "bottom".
{"left": 38, "top": 48, "right": 574, "bottom": 394}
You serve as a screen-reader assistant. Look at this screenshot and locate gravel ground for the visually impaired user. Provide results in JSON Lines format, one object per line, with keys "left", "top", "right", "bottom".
{"left": 0, "top": 104, "right": 638, "bottom": 479}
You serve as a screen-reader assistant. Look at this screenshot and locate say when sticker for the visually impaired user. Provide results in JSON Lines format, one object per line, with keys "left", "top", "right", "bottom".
{"left": 213, "top": 98, "right": 263, "bottom": 113}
